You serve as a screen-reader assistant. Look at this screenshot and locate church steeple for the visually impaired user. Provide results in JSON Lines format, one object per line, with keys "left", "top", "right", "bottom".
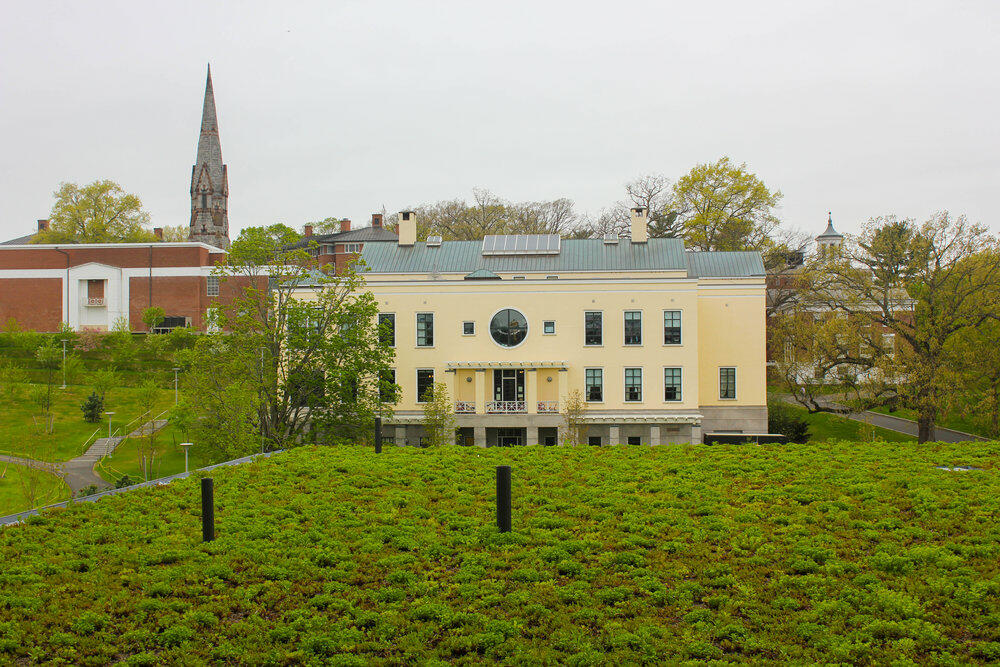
{"left": 189, "top": 64, "right": 230, "bottom": 249}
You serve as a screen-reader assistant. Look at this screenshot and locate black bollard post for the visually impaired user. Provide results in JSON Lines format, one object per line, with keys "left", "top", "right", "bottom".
{"left": 496, "top": 465, "right": 511, "bottom": 533}
{"left": 375, "top": 417, "right": 382, "bottom": 454}
{"left": 201, "top": 477, "right": 215, "bottom": 542}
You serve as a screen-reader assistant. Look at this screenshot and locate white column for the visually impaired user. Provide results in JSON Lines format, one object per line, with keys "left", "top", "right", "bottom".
{"left": 649, "top": 425, "right": 661, "bottom": 447}
{"left": 526, "top": 369, "right": 538, "bottom": 414}
{"left": 475, "top": 369, "right": 487, "bottom": 414}
{"left": 609, "top": 425, "right": 620, "bottom": 446}
{"left": 474, "top": 425, "right": 487, "bottom": 448}
{"left": 395, "top": 426, "right": 406, "bottom": 447}
{"left": 526, "top": 425, "right": 539, "bottom": 446}
{"left": 557, "top": 369, "right": 568, "bottom": 411}
{"left": 690, "top": 424, "right": 702, "bottom": 444}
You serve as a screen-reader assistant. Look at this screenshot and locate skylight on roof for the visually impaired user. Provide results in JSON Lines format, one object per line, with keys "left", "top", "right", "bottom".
{"left": 481, "top": 234, "right": 561, "bottom": 256}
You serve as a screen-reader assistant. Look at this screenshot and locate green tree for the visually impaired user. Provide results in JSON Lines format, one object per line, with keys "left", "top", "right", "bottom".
{"left": 33, "top": 180, "right": 156, "bottom": 244}
{"left": 180, "top": 235, "right": 396, "bottom": 457}
{"left": 141, "top": 306, "right": 165, "bottom": 332}
{"left": 157, "top": 225, "right": 189, "bottom": 242}
{"left": 808, "top": 213, "right": 1000, "bottom": 442}
{"left": 421, "top": 382, "right": 456, "bottom": 447}
{"left": 34, "top": 340, "right": 61, "bottom": 421}
{"left": 227, "top": 224, "right": 303, "bottom": 268}
{"left": 673, "top": 157, "right": 782, "bottom": 252}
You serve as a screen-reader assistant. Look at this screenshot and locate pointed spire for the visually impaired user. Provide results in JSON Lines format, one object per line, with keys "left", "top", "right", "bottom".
{"left": 190, "top": 64, "right": 230, "bottom": 249}
{"left": 817, "top": 211, "right": 842, "bottom": 239}
{"left": 196, "top": 64, "right": 221, "bottom": 166}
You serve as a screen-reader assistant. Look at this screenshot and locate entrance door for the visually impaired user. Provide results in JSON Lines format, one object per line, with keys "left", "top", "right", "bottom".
{"left": 494, "top": 369, "right": 525, "bottom": 402}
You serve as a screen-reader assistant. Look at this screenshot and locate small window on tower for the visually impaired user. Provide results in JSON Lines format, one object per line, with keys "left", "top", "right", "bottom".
{"left": 201, "top": 194, "right": 207, "bottom": 209}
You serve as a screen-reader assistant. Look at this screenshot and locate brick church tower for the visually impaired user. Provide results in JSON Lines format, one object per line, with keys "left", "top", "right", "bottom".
{"left": 189, "top": 65, "right": 230, "bottom": 249}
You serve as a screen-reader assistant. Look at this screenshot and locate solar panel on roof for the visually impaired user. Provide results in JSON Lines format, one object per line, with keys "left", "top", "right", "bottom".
{"left": 481, "top": 234, "right": 561, "bottom": 256}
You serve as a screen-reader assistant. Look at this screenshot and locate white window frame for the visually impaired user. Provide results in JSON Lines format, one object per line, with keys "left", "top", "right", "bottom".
{"left": 663, "top": 309, "right": 682, "bottom": 346}
{"left": 416, "top": 312, "right": 434, "bottom": 348}
{"left": 584, "top": 310, "right": 603, "bottom": 347}
{"left": 624, "top": 367, "right": 643, "bottom": 403}
{"left": 344, "top": 243, "right": 362, "bottom": 253}
{"left": 584, "top": 367, "right": 604, "bottom": 403}
{"left": 663, "top": 366, "right": 682, "bottom": 402}
{"left": 462, "top": 321, "right": 475, "bottom": 336}
{"left": 542, "top": 320, "right": 556, "bottom": 335}
{"left": 719, "top": 367, "right": 737, "bottom": 400}
{"left": 624, "top": 310, "right": 643, "bottom": 346}
{"left": 415, "top": 368, "right": 435, "bottom": 404}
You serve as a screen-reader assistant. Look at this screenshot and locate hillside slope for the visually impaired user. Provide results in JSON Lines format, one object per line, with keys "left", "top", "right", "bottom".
{"left": 2, "top": 443, "right": 999, "bottom": 663}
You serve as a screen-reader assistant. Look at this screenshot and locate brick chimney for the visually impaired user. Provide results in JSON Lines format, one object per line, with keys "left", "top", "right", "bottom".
{"left": 371, "top": 213, "right": 383, "bottom": 229}
{"left": 304, "top": 224, "right": 313, "bottom": 237}
{"left": 340, "top": 218, "right": 351, "bottom": 233}
{"left": 153, "top": 227, "right": 163, "bottom": 240}
{"left": 37, "top": 219, "right": 49, "bottom": 232}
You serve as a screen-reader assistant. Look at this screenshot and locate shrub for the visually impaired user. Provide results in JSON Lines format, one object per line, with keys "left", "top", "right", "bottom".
{"left": 115, "top": 474, "right": 134, "bottom": 489}
{"left": 768, "top": 400, "right": 810, "bottom": 442}
{"left": 81, "top": 392, "right": 104, "bottom": 423}
{"left": 76, "top": 485, "right": 100, "bottom": 498}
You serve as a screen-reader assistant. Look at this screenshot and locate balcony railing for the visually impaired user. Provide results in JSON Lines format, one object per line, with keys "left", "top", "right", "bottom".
{"left": 455, "top": 401, "right": 475, "bottom": 414}
{"left": 486, "top": 401, "right": 526, "bottom": 414}
{"left": 84, "top": 297, "right": 105, "bottom": 307}
{"left": 537, "top": 401, "right": 559, "bottom": 414}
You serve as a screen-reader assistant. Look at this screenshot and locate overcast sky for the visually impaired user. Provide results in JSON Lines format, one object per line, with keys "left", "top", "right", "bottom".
{"left": 1, "top": 0, "right": 997, "bottom": 243}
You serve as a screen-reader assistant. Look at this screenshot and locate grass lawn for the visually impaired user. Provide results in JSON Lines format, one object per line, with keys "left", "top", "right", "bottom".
{"left": 0, "top": 384, "right": 173, "bottom": 463}
{"left": 870, "top": 405, "right": 988, "bottom": 438}
{"left": 783, "top": 402, "right": 916, "bottom": 442}
{"left": 2, "top": 443, "right": 999, "bottom": 663}
{"left": 0, "top": 463, "right": 70, "bottom": 516}
{"left": 96, "top": 422, "right": 214, "bottom": 485}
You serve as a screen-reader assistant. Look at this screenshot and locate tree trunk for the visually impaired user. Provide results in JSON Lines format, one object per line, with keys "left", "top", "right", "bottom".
{"left": 991, "top": 382, "right": 999, "bottom": 437}
{"left": 917, "top": 409, "right": 935, "bottom": 443}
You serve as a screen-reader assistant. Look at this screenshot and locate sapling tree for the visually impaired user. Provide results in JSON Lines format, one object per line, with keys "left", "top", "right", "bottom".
{"left": 561, "top": 389, "right": 587, "bottom": 446}
{"left": 422, "top": 382, "right": 456, "bottom": 447}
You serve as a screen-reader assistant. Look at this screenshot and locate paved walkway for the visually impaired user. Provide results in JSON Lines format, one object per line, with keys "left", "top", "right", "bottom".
{"left": 782, "top": 395, "right": 986, "bottom": 442}
{"left": 0, "top": 419, "right": 170, "bottom": 496}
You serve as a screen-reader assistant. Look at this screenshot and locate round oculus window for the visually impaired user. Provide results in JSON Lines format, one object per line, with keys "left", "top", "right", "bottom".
{"left": 490, "top": 309, "right": 528, "bottom": 347}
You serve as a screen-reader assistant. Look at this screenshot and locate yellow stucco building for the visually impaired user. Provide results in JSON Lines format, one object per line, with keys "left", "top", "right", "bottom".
{"left": 302, "top": 208, "right": 767, "bottom": 447}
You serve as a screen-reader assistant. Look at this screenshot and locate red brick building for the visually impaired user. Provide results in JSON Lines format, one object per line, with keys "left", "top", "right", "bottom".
{"left": 295, "top": 214, "right": 399, "bottom": 273}
{"left": 0, "top": 222, "right": 258, "bottom": 332}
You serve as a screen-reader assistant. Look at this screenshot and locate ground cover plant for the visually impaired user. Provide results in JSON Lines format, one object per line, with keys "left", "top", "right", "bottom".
{"left": 1, "top": 442, "right": 999, "bottom": 663}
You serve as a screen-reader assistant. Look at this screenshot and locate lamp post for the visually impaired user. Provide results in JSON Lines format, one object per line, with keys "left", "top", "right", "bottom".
{"left": 105, "top": 411, "right": 116, "bottom": 458}
{"left": 60, "top": 339, "right": 69, "bottom": 389}
{"left": 180, "top": 442, "right": 193, "bottom": 474}
{"left": 172, "top": 367, "right": 180, "bottom": 405}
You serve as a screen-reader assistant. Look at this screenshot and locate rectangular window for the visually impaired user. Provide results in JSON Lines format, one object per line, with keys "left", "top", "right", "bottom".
{"left": 206, "top": 276, "right": 219, "bottom": 297}
{"left": 584, "top": 311, "right": 603, "bottom": 346}
{"left": 624, "top": 311, "right": 642, "bottom": 345}
{"left": 625, "top": 368, "right": 642, "bottom": 402}
{"left": 664, "top": 367, "right": 682, "bottom": 402}
{"left": 320, "top": 244, "right": 334, "bottom": 255}
{"left": 378, "top": 313, "right": 395, "bottom": 347}
{"left": 720, "top": 367, "right": 737, "bottom": 400}
{"left": 543, "top": 320, "right": 555, "bottom": 335}
{"left": 379, "top": 369, "right": 396, "bottom": 403}
{"left": 416, "top": 369, "right": 434, "bottom": 402}
{"left": 588, "top": 436, "right": 602, "bottom": 447}
{"left": 416, "top": 313, "right": 434, "bottom": 347}
{"left": 462, "top": 321, "right": 475, "bottom": 335}
{"left": 344, "top": 243, "right": 362, "bottom": 253}
{"left": 627, "top": 436, "right": 641, "bottom": 446}
{"left": 663, "top": 310, "right": 681, "bottom": 345}
{"left": 585, "top": 368, "right": 603, "bottom": 402}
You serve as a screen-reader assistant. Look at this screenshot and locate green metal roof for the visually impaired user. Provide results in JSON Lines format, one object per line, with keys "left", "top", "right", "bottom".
{"left": 684, "top": 251, "right": 765, "bottom": 278}
{"left": 357, "top": 237, "right": 763, "bottom": 279}
{"left": 464, "top": 269, "right": 502, "bottom": 280}
{"left": 360, "top": 238, "right": 690, "bottom": 274}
